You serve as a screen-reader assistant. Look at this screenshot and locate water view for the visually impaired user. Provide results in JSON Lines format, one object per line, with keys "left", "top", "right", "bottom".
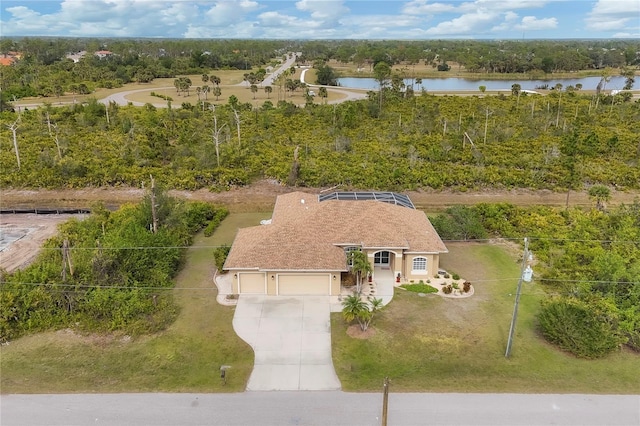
{"left": 336, "top": 75, "right": 628, "bottom": 92}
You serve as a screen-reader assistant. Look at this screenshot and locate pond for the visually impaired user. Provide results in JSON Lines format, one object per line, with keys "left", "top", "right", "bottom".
{"left": 336, "top": 75, "right": 629, "bottom": 92}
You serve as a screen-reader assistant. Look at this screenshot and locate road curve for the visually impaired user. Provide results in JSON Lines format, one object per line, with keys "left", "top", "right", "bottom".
{"left": 98, "top": 53, "right": 301, "bottom": 107}
{"left": 99, "top": 86, "right": 174, "bottom": 107}
{"left": 300, "top": 68, "right": 368, "bottom": 104}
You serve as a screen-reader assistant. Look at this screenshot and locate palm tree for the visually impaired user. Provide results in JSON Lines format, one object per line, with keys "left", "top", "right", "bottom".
{"left": 210, "top": 75, "right": 221, "bottom": 86}
{"left": 588, "top": 185, "right": 611, "bottom": 211}
{"left": 212, "top": 86, "right": 222, "bottom": 101}
{"left": 202, "top": 85, "right": 210, "bottom": 100}
{"left": 264, "top": 85, "right": 273, "bottom": 99}
{"left": 350, "top": 250, "right": 372, "bottom": 295}
{"left": 342, "top": 295, "right": 383, "bottom": 331}
{"left": 201, "top": 74, "right": 209, "bottom": 84}
{"left": 250, "top": 84, "right": 258, "bottom": 99}
{"left": 318, "top": 87, "right": 328, "bottom": 104}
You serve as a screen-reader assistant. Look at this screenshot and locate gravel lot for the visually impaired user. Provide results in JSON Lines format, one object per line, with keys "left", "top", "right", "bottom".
{"left": 0, "top": 213, "right": 87, "bottom": 272}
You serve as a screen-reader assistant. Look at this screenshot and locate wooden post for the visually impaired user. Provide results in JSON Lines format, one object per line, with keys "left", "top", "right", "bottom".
{"left": 381, "top": 376, "right": 389, "bottom": 426}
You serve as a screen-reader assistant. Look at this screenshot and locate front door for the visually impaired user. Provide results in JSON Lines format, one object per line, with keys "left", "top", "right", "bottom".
{"left": 374, "top": 251, "right": 390, "bottom": 267}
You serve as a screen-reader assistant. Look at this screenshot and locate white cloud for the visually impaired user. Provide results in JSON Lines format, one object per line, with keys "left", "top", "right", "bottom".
{"left": 258, "top": 11, "right": 305, "bottom": 28}
{"left": 515, "top": 16, "right": 558, "bottom": 31}
{"left": 346, "top": 13, "right": 423, "bottom": 29}
{"left": 204, "top": 0, "right": 261, "bottom": 27}
{"left": 612, "top": 31, "right": 640, "bottom": 38}
{"left": 403, "top": 0, "right": 549, "bottom": 15}
{"left": 424, "top": 10, "right": 499, "bottom": 35}
{"left": 296, "top": 0, "right": 348, "bottom": 20}
{"left": 504, "top": 11, "right": 519, "bottom": 22}
{"left": 0, "top": 0, "right": 632, "bottom": 39}
{"left": 469, "top": 0, "right": 548, "bottom": 11}
{"left": 402, "top": 0, "right": 458, "bottom": 14}
{"left": 586, "top": 0, "right": 640, "bottom": 32}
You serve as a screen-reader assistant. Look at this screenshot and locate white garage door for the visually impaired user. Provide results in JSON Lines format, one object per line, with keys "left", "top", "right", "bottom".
{"left": 277, "top": 274, "right": 331, "bottom": 295}
{"left": 238, "top": 272, "right": 266, "bottom": 294}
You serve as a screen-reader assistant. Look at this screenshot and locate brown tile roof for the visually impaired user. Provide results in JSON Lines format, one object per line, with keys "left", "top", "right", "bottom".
{"left": 224, "top": 191, "right": 448, "bottom": 272}
{"left": 0, "top": 57, "right": 16, "bottom": 66}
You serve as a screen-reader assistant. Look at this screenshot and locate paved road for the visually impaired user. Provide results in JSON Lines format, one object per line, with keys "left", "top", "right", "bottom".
{"left": 2, "top": 392, "right": 638, "bottom": 425}
{"left": 260, "top": 52, "right": 299, "bottom": 87}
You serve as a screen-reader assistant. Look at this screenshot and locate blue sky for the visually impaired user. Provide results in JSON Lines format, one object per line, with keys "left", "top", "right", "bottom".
{"left": 1, "top": 0, "right": 639, "bottom": 39}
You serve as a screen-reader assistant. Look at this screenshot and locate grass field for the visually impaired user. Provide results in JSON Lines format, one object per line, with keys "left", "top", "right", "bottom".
{"left": 15, "top": 68, "right": 352, "bottom": 109}
{"left": 0, "top": 213, "right": 269, "bottom": 393}
{"left": 331, "top": 242, "right": 640, "bottom": 393}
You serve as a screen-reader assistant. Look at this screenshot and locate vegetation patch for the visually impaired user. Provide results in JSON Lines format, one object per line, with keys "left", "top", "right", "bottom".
{"left": 400, "top": 283, "right": 438, "bottom": 294}
{"left": 432, "top": 202, "right": 640, "bottom": 358}
{"left": 0, "top": 188, "right": 226, "bottom": 342}
{"left": 0, "top": 214, "right": 259, "bottom": 393}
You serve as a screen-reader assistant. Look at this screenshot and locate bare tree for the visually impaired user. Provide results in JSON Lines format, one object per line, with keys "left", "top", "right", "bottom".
{"left": 211, "top": 107, "right": 228, "bottom": 167}
{"left": 46, "top": 111, "right": 63, "bottom": 159}
{"left": 6, "top": 118, "right": 21, "bottom": 169}
{"left": 232, "top": 108, "right": 241, "bottom": 148}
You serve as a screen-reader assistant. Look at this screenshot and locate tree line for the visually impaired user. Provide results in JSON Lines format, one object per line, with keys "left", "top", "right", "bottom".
{"left": 298, "top": 39, "right": 640, "bottom": 74}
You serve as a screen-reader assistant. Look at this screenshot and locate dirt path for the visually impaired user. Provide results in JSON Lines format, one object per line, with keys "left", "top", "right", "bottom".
{"left": 2, "top": 183, "right": 637, "bottom": 273}
{"left": 2, "top": 181, "right": 638, "bottom": 212}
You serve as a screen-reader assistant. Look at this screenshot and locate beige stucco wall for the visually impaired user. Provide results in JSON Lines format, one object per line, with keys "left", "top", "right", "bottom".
{"left": 404, "top": 254, "right": 440, "bottom": 282}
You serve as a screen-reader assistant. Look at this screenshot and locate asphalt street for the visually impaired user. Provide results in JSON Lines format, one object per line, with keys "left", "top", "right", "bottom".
{"left": 2, "top": 392, "right": 639, "bottom": 426}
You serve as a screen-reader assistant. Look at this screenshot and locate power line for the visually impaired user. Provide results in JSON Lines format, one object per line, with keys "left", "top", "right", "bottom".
{"left": 0, "top": 281, "right": 217, "bottom": 291}
{"left": 538, "top": 278, "right": 639, "bottom": 285}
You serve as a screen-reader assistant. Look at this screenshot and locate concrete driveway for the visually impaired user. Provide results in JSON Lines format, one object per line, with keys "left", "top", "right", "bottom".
{"left": 232, "top": 295, "right": 341, "bottom": 391}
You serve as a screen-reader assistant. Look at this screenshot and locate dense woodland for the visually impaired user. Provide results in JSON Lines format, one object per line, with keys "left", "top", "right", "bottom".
{"left": 1, "top": 90, "right": 639, "bottom": 191}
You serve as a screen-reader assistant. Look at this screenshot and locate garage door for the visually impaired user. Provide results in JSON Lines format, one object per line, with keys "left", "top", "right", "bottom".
{"left": 238, "top": 272, "right": 266, "bottom": 294}
{"left": 277, "top": 274, "right": 331, "bottom": 295}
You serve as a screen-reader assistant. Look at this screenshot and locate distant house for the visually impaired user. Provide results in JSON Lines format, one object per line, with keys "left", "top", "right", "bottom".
{"left": 94, "top": 50, "right": 113, "bottom": 59}
{"left": 224, "top": 191, "right": 448, "bottom": 296}
{"left": 0, "top": 51, "right": 21, "bottom": 66}
{"left": 66, "top": 51, "right": 87, "bottom": 63}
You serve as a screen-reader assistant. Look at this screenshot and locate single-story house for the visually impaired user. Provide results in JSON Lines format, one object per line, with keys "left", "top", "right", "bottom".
{"left": 223, "top": 191, "right": 448, "bottom": 296}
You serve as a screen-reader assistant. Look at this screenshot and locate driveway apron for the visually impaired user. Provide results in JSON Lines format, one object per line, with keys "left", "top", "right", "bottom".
{"left": 232, "top": 295, "right": 341, "bottom": 391}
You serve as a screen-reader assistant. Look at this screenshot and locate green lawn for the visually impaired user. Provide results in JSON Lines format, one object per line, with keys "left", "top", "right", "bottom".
{"left": 0, "top": 213, "right": 267, "bottom": 393}
{"left": 331, "top": 243, "right": 640, "bottom": 393}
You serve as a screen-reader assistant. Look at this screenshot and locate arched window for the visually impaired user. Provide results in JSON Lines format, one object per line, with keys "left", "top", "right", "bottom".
{"left": 412, "top": 257, "right": 427, "bottom": 272}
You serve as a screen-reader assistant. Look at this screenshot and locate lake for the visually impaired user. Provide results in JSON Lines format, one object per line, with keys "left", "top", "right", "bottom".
{"left": 336, "top": 75, "right": 629, "bottom": 92}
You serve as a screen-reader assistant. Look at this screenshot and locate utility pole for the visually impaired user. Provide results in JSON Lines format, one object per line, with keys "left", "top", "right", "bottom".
{"left": 381, "top": 376, "right": 389, "bottom": 426}
{"left": 505, "top": 237, "right": 529, "bottom": 358}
